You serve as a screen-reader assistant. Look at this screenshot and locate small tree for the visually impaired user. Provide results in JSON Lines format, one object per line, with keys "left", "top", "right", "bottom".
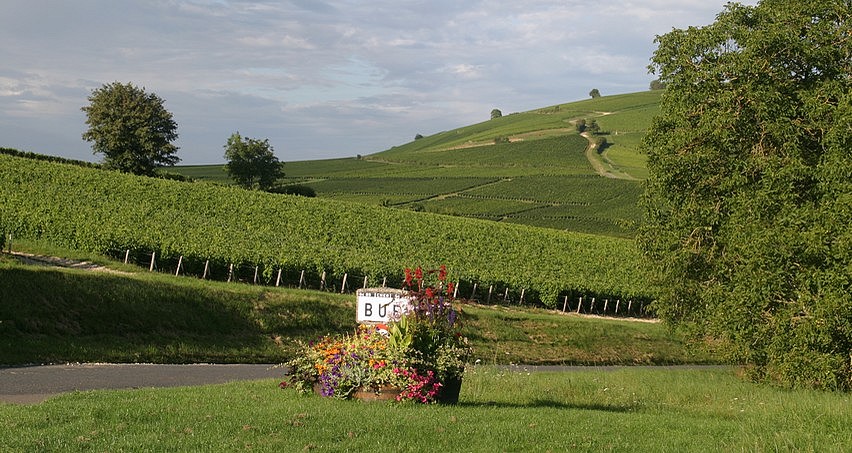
{"left": 223, "top": 132, "right": 283, "bottom": 191}
{"left": 589, "top": 88, "right": 601, "bottom": 98}
{"left": 649, "top": 79, "right": 667, "bottom": 90}
{"left": 81, "top": 82, "right": 179, "bottom": 175}
{"left": 490, "top": 109, "right": 502, "bottom": 119}
{"left": 586, "top": 119, "right": 600, "bottom": 134}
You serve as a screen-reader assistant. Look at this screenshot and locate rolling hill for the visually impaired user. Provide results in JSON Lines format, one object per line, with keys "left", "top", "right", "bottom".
{"left": 175, "top": 91, "right": 661, "bottom": 238}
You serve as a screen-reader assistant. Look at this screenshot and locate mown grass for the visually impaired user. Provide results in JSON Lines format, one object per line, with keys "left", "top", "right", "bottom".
{"left": 0, "top": 244, "right": 708, "bottom": 367}
{"left": 1, "top": 367, "right": 847, "bottom": 451}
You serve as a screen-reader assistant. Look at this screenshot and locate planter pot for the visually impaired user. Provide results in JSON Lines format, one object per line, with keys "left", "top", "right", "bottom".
{"left": 437, "top": 376, "right": 463, "bottom": 404}
{"left": 352, "top": 385, "right": 402, "bottom": 401}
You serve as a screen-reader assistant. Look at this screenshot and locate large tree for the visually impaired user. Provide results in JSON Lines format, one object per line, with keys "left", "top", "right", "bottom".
{"left": 640, "top": 0, "right": 851, "bottom": 390}
{"left": 82, "top": 82, "right": 179, "bottom": 175}
{"left": 223, "top": 132, "right": 283, "bottom": 191}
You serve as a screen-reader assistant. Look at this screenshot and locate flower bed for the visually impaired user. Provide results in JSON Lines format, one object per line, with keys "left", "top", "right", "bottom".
{"left": 284, "top": 266, "right": 471, "bottom": 403}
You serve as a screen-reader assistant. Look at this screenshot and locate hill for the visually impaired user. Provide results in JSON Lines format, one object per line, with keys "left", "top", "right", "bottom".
{"left": 174, "top": 91, "right": 661, "bottom": 238}
{"left": 0, "top": 153, "right": 651, "bottom": 307}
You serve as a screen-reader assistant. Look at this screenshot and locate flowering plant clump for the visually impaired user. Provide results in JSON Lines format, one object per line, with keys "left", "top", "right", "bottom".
{"left": 285, "top": 266, "right": 471, "bottom": 404}
{"left": 400, "top": 266, "right": 471, "bottom": 386}
{"left": 286, "top": 324, "right": 410, "bottom": 398}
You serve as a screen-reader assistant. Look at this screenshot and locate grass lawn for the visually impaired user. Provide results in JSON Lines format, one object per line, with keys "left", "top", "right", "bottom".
{"left": 1, "top": 367, "right": 847, "bottom": 451}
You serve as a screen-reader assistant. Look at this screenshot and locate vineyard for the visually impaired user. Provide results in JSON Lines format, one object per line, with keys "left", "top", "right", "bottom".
{"left": 0, "top": 154, "right": 653, "bottom": 307}
{"left": 174, "top": 91, "right": 660, "bottom": 237}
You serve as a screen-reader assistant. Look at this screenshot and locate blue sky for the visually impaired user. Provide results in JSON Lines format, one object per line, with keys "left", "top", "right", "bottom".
{"left": 1, "top": 1, "right": 754, "bottom": 165}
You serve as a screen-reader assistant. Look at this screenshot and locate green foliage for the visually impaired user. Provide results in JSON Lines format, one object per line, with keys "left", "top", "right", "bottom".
{"left": 0, "top": 154, "right": 651, "bottom": 307}
{"left": 0, "top": 147, "right": 100, "bottom": 168}
{"left": 490, "top": 108, "right": 502, "bottom": 119}
{"left": 81, "top": 82, "right": 179, "bottom": 175}
{"left": 223, "top": 132, "right": 283, "bottom": 191}
{"left": 269, "top": 184, "right": 316, "bottom": 197}
{"left": 649, "top": 79, "right": 666, "bottom": 90}
{"left": 640, "top": 0, "right": 851, "bottom": 390}
{"left": 589, "top": 88, "right": 601, "bottom": 98}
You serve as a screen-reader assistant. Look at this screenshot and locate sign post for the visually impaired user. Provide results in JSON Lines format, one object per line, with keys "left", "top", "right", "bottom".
{"left": 356, "top": 288, "right": 411, "bottom": 324}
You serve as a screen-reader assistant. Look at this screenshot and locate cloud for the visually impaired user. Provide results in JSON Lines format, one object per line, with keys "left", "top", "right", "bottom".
{"left": 0, "top": 0, "right": 755, "bottom": 164}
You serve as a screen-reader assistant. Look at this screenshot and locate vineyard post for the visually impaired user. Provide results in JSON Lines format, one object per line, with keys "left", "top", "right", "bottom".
{"left": 124, "top": 250, "right": 130, "bottom": 264}
{"left": 202, "top": 260, "right": 210, "bottom": 280}
{"left": 615, "top": 299, "right": 620, "bottom": 314}
{"left": 149, "top": 252, "right": 156, "bottom": 272}
{"left": 590, "top": 297, "right": 596, "bottom": 313}
{"left": 627, "top": 300, "right": 633, "bottom": 315}
{"left": 175, "top": 256, "right": 183, "bottom": 276}
{"left": 604, "top": 299, "right": 609, "bottom": 313}
{"left": 362, "top": 275, "right": 368, "bottom": 289}
{"left": 253, "top": 266, "right": 259, "bottom": 284}
{"left": 298, "top": 270, "right": 305, "bottom": 288}
{"left": 382, "top": 277, "right": 387, "bottom": 287}
{"left": 503, "top": 288, "right": 509, "bottom": 302}
{"left": 340, "top": 273, "right": 348, "bottom": 294}
{"left": 453, "top": 282, "right": 459, "bottom": 298}
{"left": 487, "top": 285, "right": 493, "bottom": 304}
{"left": 227, "top": 263, "right": 234, "bottom": 282}
{"left": 275, "top": 269, "right": 282, "bottom": 287}
{"left": 576, "top": 296, "right": 583, "bottom": 314}
{"left": 320, "top": 271, "right": 326, "bottom": 291}
{"left": 562, "top": 296, "right": 568, "bottom": 312}
{"left": 470, "top": 282, "right": 477, "bottom": 300}
{"left": 7, "top": 233, "right": 11, "bottom": 253}
{"left": 520, "top": 288, "right": 526, "bottom": 305}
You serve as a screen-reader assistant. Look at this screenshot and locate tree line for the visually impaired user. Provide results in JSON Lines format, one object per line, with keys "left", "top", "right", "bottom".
{"left": 81, "top": 82, "right": 285, "bottom": 192}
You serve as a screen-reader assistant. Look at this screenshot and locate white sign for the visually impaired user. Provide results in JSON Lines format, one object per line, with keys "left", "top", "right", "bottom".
{"left": 356, "top": 288, "right": 411, "bottom": 324}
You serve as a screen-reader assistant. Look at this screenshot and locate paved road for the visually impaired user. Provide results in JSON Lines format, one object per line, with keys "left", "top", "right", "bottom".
{"left": 0, "top": 363, "right": 284, "bottom": 404}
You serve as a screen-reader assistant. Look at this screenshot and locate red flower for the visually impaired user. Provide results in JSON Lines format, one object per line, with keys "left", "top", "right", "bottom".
{"left": 425, "top": 287, "right": 434, "bottom": 299}
{"left": 438, "top": 265, "right": 447, "bottom": 281}
{"left": 447, "top": 282, "right": 455, "bottom": 296}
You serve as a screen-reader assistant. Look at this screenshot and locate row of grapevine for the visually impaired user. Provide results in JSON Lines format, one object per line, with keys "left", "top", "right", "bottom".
{"left": 0, "top": 155, "right": 654, "bottom": 306}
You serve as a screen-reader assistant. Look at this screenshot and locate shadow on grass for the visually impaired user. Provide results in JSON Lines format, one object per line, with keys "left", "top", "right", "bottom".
{"left": 0, "top": 264, "right": 352, "bottom": 364}
{"left": 456, "top": 399, "right": 634, "bottom": 412}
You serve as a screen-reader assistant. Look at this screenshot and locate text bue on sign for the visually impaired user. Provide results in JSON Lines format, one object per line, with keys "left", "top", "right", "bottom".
{"left": 356, "top": 288, "right": 411, "bottom": 324}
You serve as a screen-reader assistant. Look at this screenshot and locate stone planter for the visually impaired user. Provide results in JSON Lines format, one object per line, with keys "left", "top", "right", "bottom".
{"left": 352, "top": 385, "right": 402, "bottom": 401}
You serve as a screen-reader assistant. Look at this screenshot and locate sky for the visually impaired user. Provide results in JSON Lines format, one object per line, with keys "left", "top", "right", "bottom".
{"left": 0, "top": 1, "right": 755, "bottom": 165}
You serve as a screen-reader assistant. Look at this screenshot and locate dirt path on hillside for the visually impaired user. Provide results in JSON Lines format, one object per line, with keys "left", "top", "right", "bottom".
{"left": 8, "top": 251, "right": 133, "bottom": 275}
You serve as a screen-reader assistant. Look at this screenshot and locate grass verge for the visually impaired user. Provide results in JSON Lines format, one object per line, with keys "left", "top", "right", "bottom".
{"left": 1, "top": 367, "right": 848, "bottom": 451}
{"left": 0, "top": 247, "right": 713, "bottom": 366}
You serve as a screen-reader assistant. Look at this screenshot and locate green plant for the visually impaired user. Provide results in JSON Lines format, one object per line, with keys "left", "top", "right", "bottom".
{"left": 641, "top": 0, "right": 851, "bottom": 391}
{"left": 402, "top": 266, "right": 471, "bottom": 384}
{"left": 81, "top": 81, "right": 179, "bottom": 176}
{"left": 286, "top": 325, "right": 410, "bottom": 398}
{"left": 285, "top": 266, "right": 472, "bottom": 403}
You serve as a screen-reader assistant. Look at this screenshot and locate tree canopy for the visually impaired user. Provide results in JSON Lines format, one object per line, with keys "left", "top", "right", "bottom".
{"left": 640, "top": 0, "right": 851, "bottom": 391}
{"left": 81, "top": 82, "right": 179, "bottom": 175}
{"left": 224, "top": 132, "right": 283, "bottom": 191}
{"left": 490, "top": 109, "right": 503, "bottom": 119}
{"left": 588, "top": 89, "right": 601, "bottom": 98}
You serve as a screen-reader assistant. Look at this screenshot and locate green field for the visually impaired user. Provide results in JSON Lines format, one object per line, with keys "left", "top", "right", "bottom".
{"left": 171, "top": 91, "right": 662, "bottom": 237}
{"left": 2, "top": 368, "right": 848, "bottom": 451}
